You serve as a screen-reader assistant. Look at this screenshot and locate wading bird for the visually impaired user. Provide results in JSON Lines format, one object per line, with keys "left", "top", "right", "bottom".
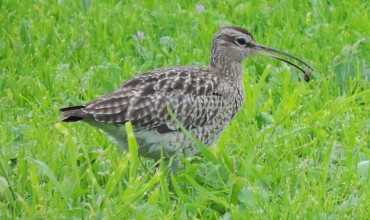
{"left": 61, "top": 26, "right": 312, "bottom": 159}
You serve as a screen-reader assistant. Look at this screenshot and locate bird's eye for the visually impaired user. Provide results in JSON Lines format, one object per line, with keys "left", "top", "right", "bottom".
{"left": 235, "top": 38, "right": 247, "bottom": 46}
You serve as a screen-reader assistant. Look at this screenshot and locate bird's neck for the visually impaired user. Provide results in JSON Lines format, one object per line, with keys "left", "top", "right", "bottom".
{"left": 210, "top": 53, "right": 244, "bottom": 82}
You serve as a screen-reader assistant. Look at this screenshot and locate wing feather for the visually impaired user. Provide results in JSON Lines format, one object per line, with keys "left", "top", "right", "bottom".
{"left": 82, "top": 67, "right": 222, "bottom": 132}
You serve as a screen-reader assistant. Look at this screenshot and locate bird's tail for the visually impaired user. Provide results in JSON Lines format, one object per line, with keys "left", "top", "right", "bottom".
{"left": 60, "top": 105, "right": 86, "bottom": 122}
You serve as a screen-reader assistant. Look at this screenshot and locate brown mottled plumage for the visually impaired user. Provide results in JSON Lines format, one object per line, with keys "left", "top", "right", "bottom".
{"left": 61, "top": 26, "right": 312, "bottom": 159}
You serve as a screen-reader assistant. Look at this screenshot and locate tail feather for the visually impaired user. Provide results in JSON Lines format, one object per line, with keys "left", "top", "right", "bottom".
{"left": 60, "top": 105, "right": 86, "bottom": 122}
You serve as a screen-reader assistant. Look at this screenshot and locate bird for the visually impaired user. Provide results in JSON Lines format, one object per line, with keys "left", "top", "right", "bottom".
{"left": 60, "top": 26, "right": 312, "bottom": 160}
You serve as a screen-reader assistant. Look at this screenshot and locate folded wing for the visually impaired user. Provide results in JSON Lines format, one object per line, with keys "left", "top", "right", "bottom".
{"left": 83, "top": 67, "right": 222, "bottom": 133}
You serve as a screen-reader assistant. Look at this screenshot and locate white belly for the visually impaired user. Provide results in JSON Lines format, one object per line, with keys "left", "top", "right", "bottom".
{"left": 89, "top": 122, "right": 194, "bottom": 159}
{"left": 87, "top": 120, "right": 228, "bottom": 159}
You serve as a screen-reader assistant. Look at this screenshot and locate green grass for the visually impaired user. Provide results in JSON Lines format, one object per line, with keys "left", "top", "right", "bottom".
{"left": 1, "top": 0, "right": 369, "bottom": 219}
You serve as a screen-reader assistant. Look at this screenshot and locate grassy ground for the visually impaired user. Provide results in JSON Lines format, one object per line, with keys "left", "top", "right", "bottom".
{"left": 1, "top": 0, "right": 369, "bottom": 219}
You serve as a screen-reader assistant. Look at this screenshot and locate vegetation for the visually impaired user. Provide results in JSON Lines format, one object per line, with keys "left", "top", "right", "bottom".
{"left": 0, "top": 0, "right": 369, "bottom": 219}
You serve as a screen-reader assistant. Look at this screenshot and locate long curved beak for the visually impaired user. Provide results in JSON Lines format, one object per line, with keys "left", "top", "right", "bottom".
{"left": 252, "top": 44, "right": 313, "bottom": 82}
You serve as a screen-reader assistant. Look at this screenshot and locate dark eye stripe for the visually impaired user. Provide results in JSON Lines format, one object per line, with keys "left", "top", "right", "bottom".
{"left": 217, "top": 35, "right": 251, "bottom": 47}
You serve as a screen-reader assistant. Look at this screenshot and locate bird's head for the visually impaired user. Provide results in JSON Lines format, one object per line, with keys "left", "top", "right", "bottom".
{"left": 211, "top": 26, "right": 313, "bottom": 81}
